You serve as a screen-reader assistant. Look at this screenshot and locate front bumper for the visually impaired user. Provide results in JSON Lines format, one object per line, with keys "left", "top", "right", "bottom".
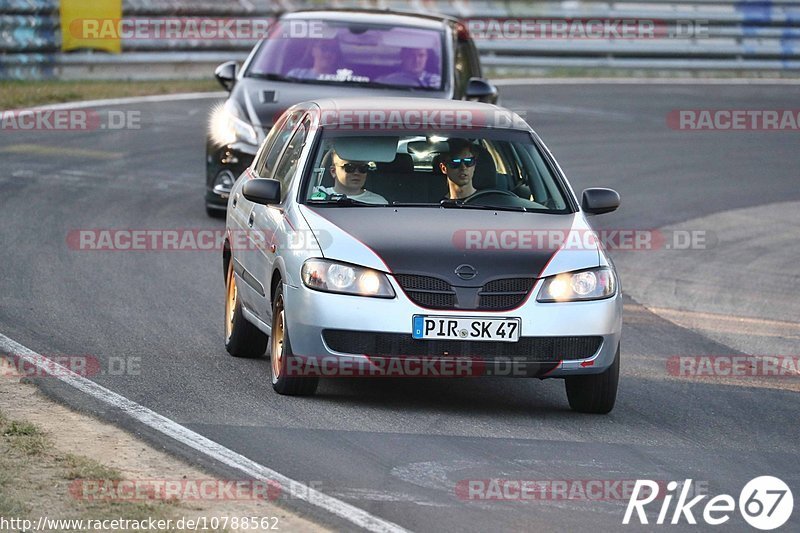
{"left": 205, "top": 140, "right": 258, "bottom": 209}
{"left": 282, "top": 277, "right": 622, "bottom": 379}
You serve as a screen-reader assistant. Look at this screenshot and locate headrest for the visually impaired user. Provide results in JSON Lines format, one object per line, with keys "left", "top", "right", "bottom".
{"left": 472, "top": 146, "right": 497, "bottom": 189}
{"left": 319, "top": 149, "right": 334, "bottom": 186}
{"left": 377, "top": 153, "right": 413, "bottom": 174}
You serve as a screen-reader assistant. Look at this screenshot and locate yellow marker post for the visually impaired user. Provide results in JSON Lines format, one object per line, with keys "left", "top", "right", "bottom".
{"left": 60, "top": 0, "right": 123, "bottom": 54}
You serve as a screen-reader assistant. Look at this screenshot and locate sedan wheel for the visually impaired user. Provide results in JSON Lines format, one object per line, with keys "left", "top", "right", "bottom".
{"left": 270, "top": 284, "right": 319, "bottom": 396}
{"left": 224, "top": 261, "right": 268, "bottom": 358}
{"left": 564, "top": 345, "right": 620, "bottom": 414}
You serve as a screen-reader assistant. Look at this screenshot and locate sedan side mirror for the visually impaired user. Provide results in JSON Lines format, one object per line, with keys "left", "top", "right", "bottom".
{"left": 242, "top": 178, "right": 281, "bottom": 205}
{"left": 581, "top": 188, "right": 620, "bottom": 215}
{"left": 465, "top": 77, "right": 498, "bottom": 104}
{"left": 215, "top": 61, "right": 239, "bottom": 92}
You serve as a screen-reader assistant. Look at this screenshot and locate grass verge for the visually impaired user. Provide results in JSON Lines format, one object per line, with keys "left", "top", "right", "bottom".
{"left": 0, "top": 409, "right": 224, "bottom": 532}
{"left": 0, "top": 79, "right": 221, "bottom": 110}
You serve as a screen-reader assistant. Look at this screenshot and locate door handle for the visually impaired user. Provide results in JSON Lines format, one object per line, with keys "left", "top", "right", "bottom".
{"left": 248, "top": 212, "right": 255, "bottom": 227}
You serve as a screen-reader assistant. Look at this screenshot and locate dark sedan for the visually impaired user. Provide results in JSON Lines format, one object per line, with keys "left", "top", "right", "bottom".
{"left": 205, "top": 8, "right": 498, "bottom": 216}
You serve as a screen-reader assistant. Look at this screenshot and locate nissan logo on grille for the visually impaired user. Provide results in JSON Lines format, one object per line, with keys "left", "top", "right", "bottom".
{"left": 455, "top": 264, "right": 478, "bottom": 280}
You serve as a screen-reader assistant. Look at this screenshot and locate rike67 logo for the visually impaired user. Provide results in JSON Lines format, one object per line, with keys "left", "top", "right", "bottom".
{"left": 624, "top": 477, "right": 793, "bottom": 530}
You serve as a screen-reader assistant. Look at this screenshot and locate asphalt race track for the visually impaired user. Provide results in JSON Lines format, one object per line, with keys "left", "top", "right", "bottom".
{"left": 1, "top": 82, "right": 799, "bottom": 532}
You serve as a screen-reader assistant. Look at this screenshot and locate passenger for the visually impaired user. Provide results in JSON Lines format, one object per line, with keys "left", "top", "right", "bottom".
{"left": 315, "top": 151, "right": 387, "bottom": 204}
{"left": 376, "top": 47, "right": 441, "bottom": 89}
{"left": 287, "top": 39, "right": 341, "bottom": 80}
{"left": 439, "top": 139, "right": 479, "bottom": 200}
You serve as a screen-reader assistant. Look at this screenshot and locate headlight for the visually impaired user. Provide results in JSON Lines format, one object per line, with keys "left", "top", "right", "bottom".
{"left": 209, "top": 101, "right": 258, "bottom": 146}
{"left": 537, "top": 267, "right": 616, "bottom": 302}
{"left": 301, "top": 259, "right": 395, "bottom": 298}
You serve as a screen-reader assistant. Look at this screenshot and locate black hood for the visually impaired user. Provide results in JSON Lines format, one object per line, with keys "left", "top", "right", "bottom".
{"left": 307, "top": 207, "right": 582, "bottom": 288}
{"left": 232, "top": 77, "right": 450, "bottom": 129}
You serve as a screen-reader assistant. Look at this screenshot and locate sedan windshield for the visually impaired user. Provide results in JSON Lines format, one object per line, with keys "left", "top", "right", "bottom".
{"left": 303, "top": 131, "right": 572, "bottom": 213}
{"left": 246, "top": 20, "right": 445, "bottom": 91}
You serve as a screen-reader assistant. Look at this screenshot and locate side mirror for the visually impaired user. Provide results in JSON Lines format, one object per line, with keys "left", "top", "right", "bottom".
{"left": 581, "top": 188, "right": 620, "bottom": 215}
{"left": 465, "top": 77, "right": 498, "bottom": 104}
{"left": 215, "top": 61, "right": 239, "bottom": 92}
{"left": 242, "top": 178, "right": 281, "bottom": 205}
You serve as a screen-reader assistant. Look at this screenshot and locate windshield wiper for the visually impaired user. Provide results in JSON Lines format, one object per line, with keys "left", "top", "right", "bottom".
{"left": 439, "top": 199, "right": 528, "bottom": 212}
{"left": 248, "top": 73, "right": 289, "bottom": 81}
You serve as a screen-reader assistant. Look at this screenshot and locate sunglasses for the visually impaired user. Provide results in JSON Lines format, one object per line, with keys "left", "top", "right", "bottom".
{"left": 446, "top": 157, "right": 477, "bottom": 169}
{"left": 336, "top": 163, "right": 372, "bottom": 174}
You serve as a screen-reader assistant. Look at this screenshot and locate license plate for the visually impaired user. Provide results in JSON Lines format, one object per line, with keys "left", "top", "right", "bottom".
{"left": 412, "top": 315, "right": 521, "bottom": 342}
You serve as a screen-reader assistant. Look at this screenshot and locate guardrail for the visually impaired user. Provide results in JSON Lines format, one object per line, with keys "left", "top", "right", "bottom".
{"left": 1, "top": 0, "right": 799, "bottom": 80}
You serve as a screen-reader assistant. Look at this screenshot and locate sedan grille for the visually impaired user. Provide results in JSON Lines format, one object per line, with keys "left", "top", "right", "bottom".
{"left": 323, "top": 330, "right": 602, "bottom": 361}
{"left": 393, "top": 274, "right": 536, "bottom": 311}
{"left": 478, "top": 278, "right": 536, "bottom": 310}
{"left": 394, "top": 274, "right": 457, "bottom": 310}
{"left": 394, "top": 274, "right": 451, "bottom": 291}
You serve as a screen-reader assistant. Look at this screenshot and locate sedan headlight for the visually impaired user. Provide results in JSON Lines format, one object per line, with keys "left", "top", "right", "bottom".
{"left": 301, "top": 259, "right": 395, "bottom": 298}
{"left": 209, "top": 101, "right": 258, "bottom": 147}
{"left": 537, "top": 267, "right": 616, "bottom": 302}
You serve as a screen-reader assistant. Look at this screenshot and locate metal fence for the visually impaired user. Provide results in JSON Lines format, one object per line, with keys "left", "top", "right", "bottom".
{"left": 2, "top": 0, "right": 800, "bottom": 80}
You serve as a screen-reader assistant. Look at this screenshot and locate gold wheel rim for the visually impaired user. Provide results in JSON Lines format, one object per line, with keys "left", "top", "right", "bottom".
{"left": 271, "top": 304, "right": 284, "bottom": 379}
{"left": 225, "top": 264, "right": 236, "bottom": 341}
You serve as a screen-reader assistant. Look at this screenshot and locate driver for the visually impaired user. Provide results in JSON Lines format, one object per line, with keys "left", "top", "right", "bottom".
{"left": 314, "top": 151, "right": 387, "bottom": 204}
{"left": 439, "top": 139, "right": 479, "bottom": 200}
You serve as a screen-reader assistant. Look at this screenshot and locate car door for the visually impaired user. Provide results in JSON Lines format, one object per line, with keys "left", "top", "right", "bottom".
{"left": 248, "top": 113, "right": 311, "bottom": 319}
{"left": 230, "top": 109, "right": 304, "bottom": 317}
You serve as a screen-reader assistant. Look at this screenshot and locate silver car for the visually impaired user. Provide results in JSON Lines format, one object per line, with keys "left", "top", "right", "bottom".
{"left": 223, "top": 97, "right": 622, "bottom": 413}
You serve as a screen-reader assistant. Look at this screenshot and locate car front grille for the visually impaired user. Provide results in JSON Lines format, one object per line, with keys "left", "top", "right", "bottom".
{"left": 393, "top": 274, "right": 536, "bottom": 311}
{"left": 478, "top": 278, "right": 536, "bottom": 310}
{"left": 405, "top": 291, "right": 458, "bottom": 309}
{"left": 323, "top": 330, "right": 602, "bottom": 361}
{"left": 393, "top": 274, "right": 457, "bottom": 309}
{"left": 394, "top": 274, "right": 451, "bottom": 291}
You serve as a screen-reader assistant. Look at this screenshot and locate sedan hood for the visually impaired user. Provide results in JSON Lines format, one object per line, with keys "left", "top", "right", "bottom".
{"left": 233, "top": 78, "right": 450, "bottom": 130}
{"left": 299, "top": 206, "right": 601, "bottom": 287}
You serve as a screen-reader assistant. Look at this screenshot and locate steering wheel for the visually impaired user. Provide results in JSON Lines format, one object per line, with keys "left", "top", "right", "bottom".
{"left": 464, "top": 189, "right": 520, "bottom": 204}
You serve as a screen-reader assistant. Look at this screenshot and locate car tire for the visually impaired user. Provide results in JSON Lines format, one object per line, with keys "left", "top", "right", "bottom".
{"left": 206, "top": 205, "right": 226, "bottom": 219}
{"left": 224, "top": 261, "right": 268, "bottom": 358}
{"left": 565, "top": 345, "right": 619, "bottom": 414}
{"left": 270, "top": 284, "right": 319, "bottom": 396}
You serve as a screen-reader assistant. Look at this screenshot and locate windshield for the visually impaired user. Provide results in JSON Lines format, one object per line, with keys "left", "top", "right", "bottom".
{"left": 246, "top": 20, "right": 445, "bottom": 91}
{"left": 302, "top": 131, "right": 572, "bottom": 213}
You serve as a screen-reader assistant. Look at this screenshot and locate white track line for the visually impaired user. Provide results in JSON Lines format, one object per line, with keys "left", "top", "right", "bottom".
{"left": 0, "top": 332, "right": 409, "bottom": 533}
